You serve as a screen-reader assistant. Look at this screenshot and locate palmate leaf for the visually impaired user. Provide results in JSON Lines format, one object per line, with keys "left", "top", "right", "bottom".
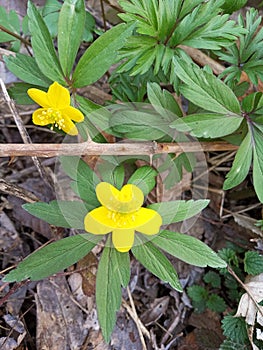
{"left": 132, "top": 235, "right": 182, "bottom": 292}
{"left": 4, "top": 234, "right": 101, "bottom": 282}
{"left": 27, "top": 1, "right": 64, "bottom": 84}
{"left": 219, "top": 9, "right": 263, "bottom": 86}
{"left": 58, "top": 0, "right": 85, "bottom": 77}
{"left": 152, "top": 230, "right": 226, "bottom": 268}
{"left": 118, "top": 0, "right": 243, "bottom": 77}
{"left": 96, "top": 240, "right": 130, "bottom": 343}
{"left": 23, "top": 200, "right": 88, "bottom": 229}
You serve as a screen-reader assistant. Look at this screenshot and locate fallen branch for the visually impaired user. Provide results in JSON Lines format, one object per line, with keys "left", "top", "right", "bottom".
{"left": 0, "top": 140, "right": 238, "bottom": 157}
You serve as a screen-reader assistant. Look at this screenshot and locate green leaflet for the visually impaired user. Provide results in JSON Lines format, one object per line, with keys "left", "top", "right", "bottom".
{"left": 132, "top": 236, "right": 182, "bottom": 292}
{"left": 244, "top": 251, "right": 263, "bottom": 275}
{"left": 148, "top": 199, "right": 209, "bottom": 225}
{"left": 152, "top": 230, "right": 226, "bottom": 268}
{"left": 0, "top": 6, "right": 21, "bottom": 51}
{"left": 4, "top": 234, "right": 101, "bottom": 282}
{"left": 4, "top": 54, "right": 52, "bottom": 87}
{"left": 73, "top": 23, "right": 135, "bottom": 87}
{"left": 23, "top": 200, "right": 88, "bottom": 229}
{"left": 58, "top": 0, "right": 85, "bottom": 77}
{"left": 27, "top": 0, "right": 64, "bottom": 83}
{"left": 223, "top": 130, "right": 252, "bottom": 190}
{"left": 252, "top": 125, "right": 263, "bottom": 203}
{"left": 59, "top": 156, "right": 100, "bottom": 209}
{"left": 96, "top": 240, "right": 130, "bottom": 343}
{"left": 147, "top": 82, "right": 183, "bottom": 117}
{"left": 171, "top": 113, "right": 243, "bottom": 138}
{"left": 173, "top": 58, "right": 241, "bottom": 115}
{"left": 128, "top": 165, "right": 157, "bottom": 196}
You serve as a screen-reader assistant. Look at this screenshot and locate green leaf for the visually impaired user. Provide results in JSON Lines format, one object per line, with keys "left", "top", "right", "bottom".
{"left": 82, "top": 11, "right": 95, "bottom": 42}
{"left": 132, "top": 236, "right": 182, "bottom": 292}
{"left": 128, "top": 166, "right": 157, "bottom": 196}
{"left": 221, "top": 0, "right": 247, "bottom": 14}
{"left": 27, "top": 0, "right": 64, "bottom": 83}
{"left": 4, "top": 234, "right": 101, "bottom": 281}
{"left": 58, "top": 0, "right": 85, "bottom": 77}
{"left": 59, "top": 156, "right": 100, "bottom": 209}
{"left": 187, "top": 285, "right": 208, "bottom": 313}
{"left": 207, "top": 294, "right": 227, "bottom": 313}
{"left": 8, "top": 83, "right": 41, "bottom": 105}
{"left": 223, "top": 130, "right": 252, "bottom": 190}
{"left": 75, "top": 94, "right": 108, "bottom": 142}
{"left": 222, "top": 316, "right": 249, "bottom": 344}
{"left": 252, "top": 125, "right": 263, "bottom": 203}
{"left": 73, "top": 23, "right": 135, "bottom": 87}
{"left": 98, "top": 161, "right": 125, "bottom": 190}
{"left": 4, "top": 54, "right": 52, "bottom": 87}
{"left": 173, "top": 58, "right": 241, "bottom": 115}
{"left": 96, "top": 240, "right": 128, "bottom": 343}
{"left": 0, "top": 6, "right": 21, "bottom": 51}
{"left": 147, "top": 82, "right": 183, "bottom": 117}
{"left": 203, "top": 271, "right": 221, "bottom": 288}
{"left": 23, "top": 200, "right": 88, "bottom": 229}
{"left": 171, "top": 113, "right": 243, "bottom": 138}
{"left": 244, "top": 251, "right": 263, "bottom": 275}
{"left": 148, "top": 199, "right": 209, "bottom": 225}
{"left": 152, "top": 230, "right": 226, "bottom": 268}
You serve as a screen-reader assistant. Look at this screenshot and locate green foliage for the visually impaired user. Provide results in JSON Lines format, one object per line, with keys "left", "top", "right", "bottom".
{"left": 187, "top": 285, "right": 208, "bottom": 313}
{"left": 0, "top": 6, "right": 21, "bottom": 51}
{"left": 127, "top": 165, "right": 157, "bottom": 195}
{"left": 152, "top": 230, "right": 226, "bottom": 268}
{"left": 4, "top": 234, "right": 101, "bottom": 281}
{"left": 219, "top": 339, "right": 251, "bottom": 350}
{"left": 59, "top": 156, "right": 100, "bottom": 210}
{"left": 221, "top": 0, "right": 248, "bottom": 14}
{"left": 206, "top": 294, "right": 227, "bottom": 313}
{"left": 4, "top": 54, "right": 52, "bottom": 87}
{"left": 218, "top": 8, "right": 263, "bottom": 86}
{"left": 148, "top": 200, "right": 209, "bottom": 225}
{"left": 203, "top": 271, "right": 222, "bottom": 288}
{"left": 23, "top": 200, "right": 88, "bottom": 229}
{"left": 132, "top": 235, "right": 183, "bottom": 291}
{"left": 222, "top": 316, "right": 250, "bottom": 344}
{"left": 27, "top": 0, "right": 64, "bottom": 84}
{"left": 58, "top": 0, "right": 86, "bottom": 77}
{"left": 117, "top": 0, "right": 245, "bottom": 77}
{"left": 244, "top": 251, "right": 263, "bottom": 275}
{"left": 96, "top": 239, "right": 130, "bottom": 342}
{"left": 72, "top": 23, "right": 135, "bottom": 87}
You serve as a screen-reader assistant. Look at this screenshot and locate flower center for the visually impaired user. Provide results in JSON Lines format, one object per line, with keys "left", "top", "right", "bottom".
{"left": 107, "top": 209, "right": 138, "bottom": 228}
{"left": 40, "top": 108, "right": 66, "bottom": 130}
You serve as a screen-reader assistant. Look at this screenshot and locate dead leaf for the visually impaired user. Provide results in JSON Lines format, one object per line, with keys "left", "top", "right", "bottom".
{"left": 140, "top": 296, "right": 169, "bottom": 326}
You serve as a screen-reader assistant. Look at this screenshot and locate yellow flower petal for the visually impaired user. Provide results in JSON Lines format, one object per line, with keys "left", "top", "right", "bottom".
{"left": 96, "top": 182, "right": 144, "bottom": 213}
{"left": 47, "top": 82, "right": 70, "bottom": 109}
{"left": 135, "top": 208, "right": 162, "bottom": 235}
{"left": 84, "top": 207, "right": 112, "bottom": 234}
{"left": 62, "top": 106, "right": 84, "bottom": 122}
{"left": 28, "top": 88, "right": 49, "bottom": 108}
{"left": 112, "top": 228, "right": 135, "bottom": 252}
{"left": 61, "top": 117, "right": 79, "bottom": 136}
{"left": 32, "top": 108, "right": 53, "bottom": 125}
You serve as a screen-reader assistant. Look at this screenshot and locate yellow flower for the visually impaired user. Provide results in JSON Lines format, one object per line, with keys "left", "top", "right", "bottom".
{"left": 84, "top": 182, "right": 162, "bottom": 252}
{"left": 27, "top": 82, "right": 84, "bottom": 135}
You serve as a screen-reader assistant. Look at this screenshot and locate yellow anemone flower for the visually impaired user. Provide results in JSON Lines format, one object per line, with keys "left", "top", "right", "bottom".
{"left": 27, "top": 82, "right": 84, "bottom": 136}
{"left": 84, "top": 182, "right": 162, "bottom": 252}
